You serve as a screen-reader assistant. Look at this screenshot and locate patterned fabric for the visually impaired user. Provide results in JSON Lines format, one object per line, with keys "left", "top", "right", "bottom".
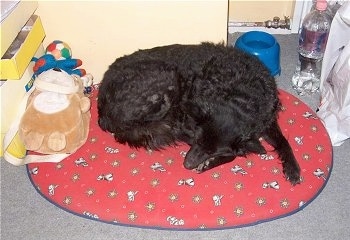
{"left": 27, "top": 85, "right": 332, "bottom": 230}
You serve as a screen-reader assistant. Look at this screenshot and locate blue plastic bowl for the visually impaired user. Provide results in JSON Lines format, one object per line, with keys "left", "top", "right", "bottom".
{"left": 234, "top": 31, "right": 281, "bottom": 76}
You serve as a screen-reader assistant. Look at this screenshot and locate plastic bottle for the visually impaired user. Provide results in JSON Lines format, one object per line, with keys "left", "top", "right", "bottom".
{"left": 310, "top": 0, "right": 341, "bottom": 19}
{"left": 291, "top": 0, "right": 332, "bottom": 95}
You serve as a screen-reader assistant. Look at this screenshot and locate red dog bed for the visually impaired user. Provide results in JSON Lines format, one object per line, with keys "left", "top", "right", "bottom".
{"left": 27, "top": 85, "right": 332, "bottom": 230}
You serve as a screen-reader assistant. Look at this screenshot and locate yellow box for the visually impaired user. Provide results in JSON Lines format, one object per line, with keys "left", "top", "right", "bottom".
{"left": 0, "top": 45, "right": 45, "bottom": 157}
{"left": 0, "top": 15, "right": 45, "bottom": 80}
{"left": 1, "top": 1, "right": 38, "bottom": 58}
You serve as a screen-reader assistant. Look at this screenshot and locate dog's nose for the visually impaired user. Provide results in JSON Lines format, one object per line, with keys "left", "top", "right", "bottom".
{"left": 183, "top": 161, "right": 194, "bottom": 170}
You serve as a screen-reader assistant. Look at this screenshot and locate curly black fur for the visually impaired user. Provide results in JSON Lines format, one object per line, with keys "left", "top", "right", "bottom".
{"left": 98, "top": 43, "right": 301, "bottom": 185}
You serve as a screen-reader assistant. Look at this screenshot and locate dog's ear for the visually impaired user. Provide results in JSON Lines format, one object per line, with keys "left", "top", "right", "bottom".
{"left": 142, "top": 94, "right": 172, "bottom": 121}
{"left": 214, "top": 146, "right": 236, "bottom": 157}
{"left": 181, "top": 101, "right": 209, "bottom": 123}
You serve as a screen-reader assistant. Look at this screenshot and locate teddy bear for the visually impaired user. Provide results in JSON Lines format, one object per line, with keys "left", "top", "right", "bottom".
{"left": 18, "top": 69, "right": 92, "bottom": 154}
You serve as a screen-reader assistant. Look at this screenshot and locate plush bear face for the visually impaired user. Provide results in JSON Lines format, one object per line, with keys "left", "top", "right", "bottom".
{"left": 34, "top": 92, "right": 70, "bottom": 114}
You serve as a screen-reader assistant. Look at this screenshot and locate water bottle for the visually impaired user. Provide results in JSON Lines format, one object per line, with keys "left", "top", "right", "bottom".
{"left": 292, "top": 0, "right": 332, "bottom": 95}
{"left": 310, "top": 0, "right": 341, "bottom": 19}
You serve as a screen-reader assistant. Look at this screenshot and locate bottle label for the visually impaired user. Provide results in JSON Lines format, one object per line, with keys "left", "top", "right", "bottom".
{"left": 299, "top": 28, "right": 329, "bottom": 57}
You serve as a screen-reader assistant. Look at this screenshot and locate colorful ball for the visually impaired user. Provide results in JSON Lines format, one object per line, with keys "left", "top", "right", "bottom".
{"left": 46, "top": 40, "right": 72, "bottom": 60}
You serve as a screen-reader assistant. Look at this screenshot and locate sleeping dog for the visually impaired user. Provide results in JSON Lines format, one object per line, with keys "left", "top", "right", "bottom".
{"left": 98, "top": 43, "right": 301, "bottom": 185}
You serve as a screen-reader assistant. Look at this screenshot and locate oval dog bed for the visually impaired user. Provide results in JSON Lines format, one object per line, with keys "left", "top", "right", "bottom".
{"left": 27, "top": 85, "right": 332, "bottom": 230}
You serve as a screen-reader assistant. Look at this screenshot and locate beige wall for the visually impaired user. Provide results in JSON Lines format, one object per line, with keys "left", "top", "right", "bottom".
{"left": 229, "top": 0, "right": 295, "bottom": 22}
{"left": 35, "top": 1, "right": 228, "bottom": 82}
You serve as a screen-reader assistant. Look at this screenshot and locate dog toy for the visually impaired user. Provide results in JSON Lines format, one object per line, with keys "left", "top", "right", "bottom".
{"left": 81, "top": 74, "right": 94, "bottom": 95}
{"left": 32, "top": 40, "right": 86, "bottom": 77}
{"left": 32, "top": 40, "right": 93, "bottom": 94}
{"left": 46, "top": 40, "right": 72, "bottom": 60}
{"left": 18, "top": 69, "right": 91, "bottom": 154}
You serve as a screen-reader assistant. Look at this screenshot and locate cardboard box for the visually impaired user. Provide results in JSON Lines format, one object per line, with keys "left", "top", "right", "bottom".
{"left": 1, "top": 1, "right": 38, "bottom": 58}
{"left": 0, "top": 45, "right": 45, "bottom": 156}
{"left": 1, "top": 15, "right": 45, "bottom": 80}
{"left": 0, "top": 1, "right": 38, "bottom": 57}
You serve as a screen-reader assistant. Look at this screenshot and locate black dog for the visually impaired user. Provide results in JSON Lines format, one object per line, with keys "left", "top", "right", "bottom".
{"left": 98, "top": 43, "right": 301, "bottom": 185}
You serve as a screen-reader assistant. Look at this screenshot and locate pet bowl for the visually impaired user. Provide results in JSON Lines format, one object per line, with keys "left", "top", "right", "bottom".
{"left": 234, "top": 31, "right": 281, "bottom": 76}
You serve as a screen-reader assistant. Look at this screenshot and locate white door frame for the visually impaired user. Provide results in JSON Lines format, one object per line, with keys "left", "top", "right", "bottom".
{"left": 291, "top": 0, "right": 313, "bottom": 33}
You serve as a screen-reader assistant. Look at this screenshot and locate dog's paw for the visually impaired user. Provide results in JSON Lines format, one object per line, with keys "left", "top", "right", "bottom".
{"left": 193, "top": 156, "right": 236, "bottom": 173}
{"left": 283, "top": 161, "right": 301, "bottom": 185}
{"left": 193, "top": 159, "right": 212, "bottom": 173}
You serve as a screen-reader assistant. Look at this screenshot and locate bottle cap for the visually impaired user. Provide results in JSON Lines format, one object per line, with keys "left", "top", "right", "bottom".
{"left": 316, "top": 0, "right": 327, "bottom": 11}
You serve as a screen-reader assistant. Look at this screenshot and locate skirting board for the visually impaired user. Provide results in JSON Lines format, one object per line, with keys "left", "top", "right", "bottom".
{"left": 228, "top": 24, "right": 293, "bottom": 35}
{"left": 228, "top": 0, "right": 310, "bottom": 35}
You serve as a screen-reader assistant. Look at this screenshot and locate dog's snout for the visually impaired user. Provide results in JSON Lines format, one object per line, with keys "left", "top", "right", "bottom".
{"left": 183, "top": 160, "right": 195, "bottom": 170}
{"left": 183, "top": 145, "right": 210, "bottom": 170}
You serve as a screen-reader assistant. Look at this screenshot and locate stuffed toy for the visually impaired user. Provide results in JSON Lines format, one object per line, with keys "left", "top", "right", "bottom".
{"left": 32, "top": 40, "right": 93, "bottom": 94}
{"left": 33, "top": 40, "right": 86, "bottom": 76}
{"left": 18, "top": 69, "right": 92, "bottom": 154}
{"left": 33, "top": 54, "right": 86, "bottom": 77}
